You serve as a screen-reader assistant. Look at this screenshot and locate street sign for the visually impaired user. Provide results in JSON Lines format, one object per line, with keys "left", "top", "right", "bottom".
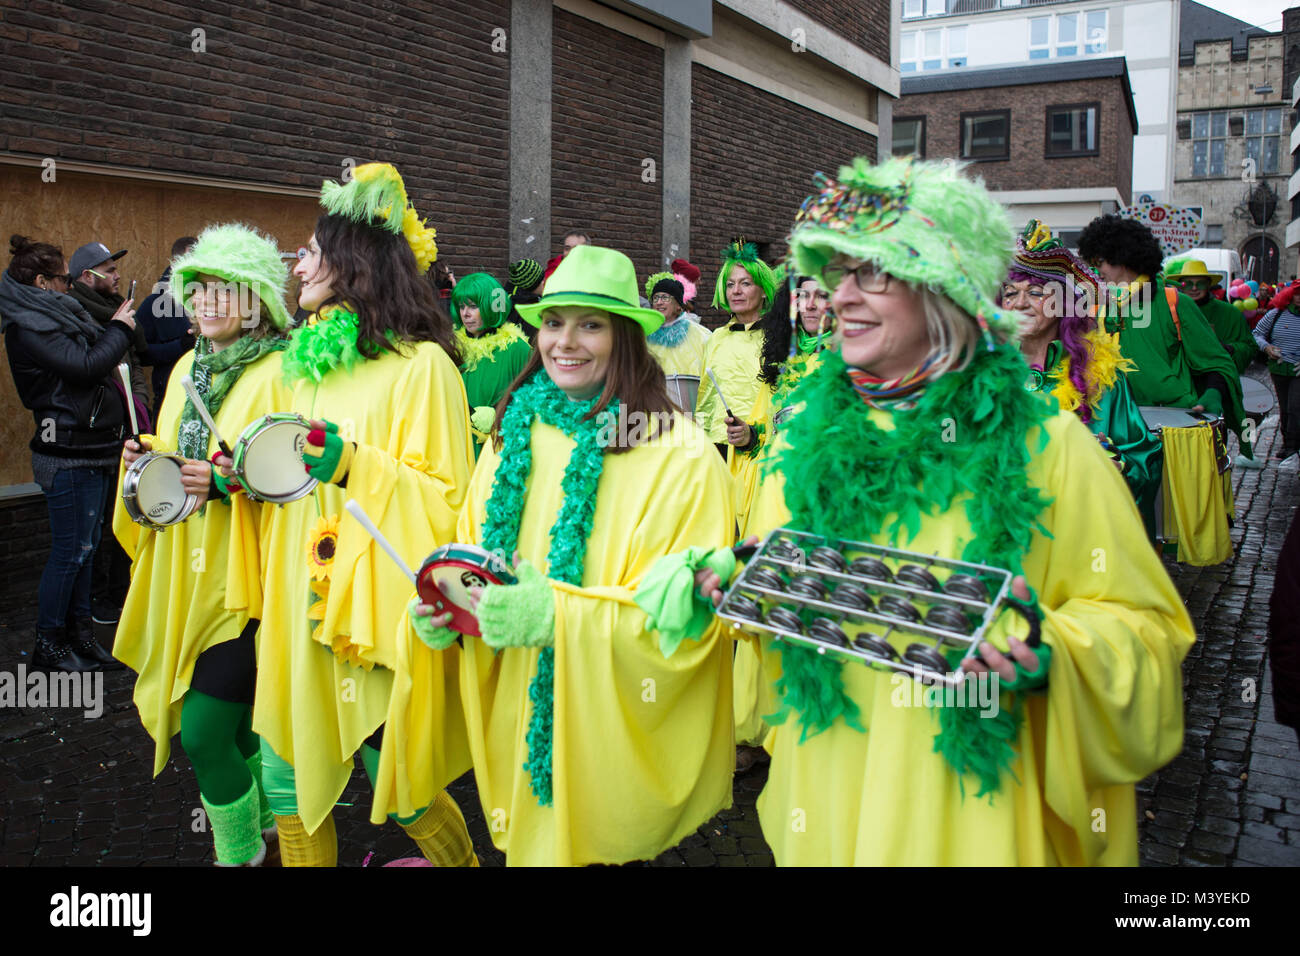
{"left": 1117, "top": 201, "right": 1206, "bottom": 258}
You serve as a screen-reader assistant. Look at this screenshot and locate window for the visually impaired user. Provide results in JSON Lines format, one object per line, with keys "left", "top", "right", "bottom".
{"left": 948, "top": 26, "right": 967, "bottom": 67}
{"left": 893, "top": 117, "right": 926, "bottom": 158}
{"left": 1046, "top": 103, "right": 1099, "bottom": 156}
{"left": 1029, "top": 17, "right": 1049, "bottom": 59}
{"left": 924, "top": 0, "right": 946, "bottom": 14}
{"left": 1190, "top": 111, "right": 1228, "bottom": 176}
{"left": 903, "top": 0, "right": 923, "bottom": 17}
{"left": 901, "top": 27, "right": 965, "bottom": 72}
{"left": 1057, "top": 13, "right": 1078, "bottom": 57}
{"left": 901, "top": 31, "right": 917, "bottom": 71}
{"left": 1206, "top": 224, "right": 1224, "bottom": 245}
{"left": 961, "top": 110, "right": 1011, "bottom": 160}
{"left": 1085, "top": 11, "right": 1107, "bottom": 54}
{"left": 1244, "top": 108, "right": 1283, "bottom": 174}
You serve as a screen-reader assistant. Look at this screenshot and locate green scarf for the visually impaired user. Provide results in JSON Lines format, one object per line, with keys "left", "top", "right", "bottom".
{"left": 771, "top": 346, "right": 1055, "bottom": 797}
{"left": 479, "top": 372, "right": 618, "bottom": 806}
{"left": 178, "top": 334, "right": 286, "bottom": 461}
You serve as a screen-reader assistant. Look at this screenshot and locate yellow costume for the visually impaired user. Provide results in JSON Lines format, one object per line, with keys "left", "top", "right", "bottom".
{"left": 694, "top": 323, "right": 764, "bottom": 444}
{"left": 380, "top": 410, "right": 737, "bottom": 865}
{"left": 112, "top": 350, "right": 284, "bottom": 774}
{"left": 647, "top": 318, "right": 711, "bottom": 378}
{"left": 252, "top": 339, "right": 474, "bottom": 832}
{"left": 745, "top": 407, "right": 1195, "bottom": 865}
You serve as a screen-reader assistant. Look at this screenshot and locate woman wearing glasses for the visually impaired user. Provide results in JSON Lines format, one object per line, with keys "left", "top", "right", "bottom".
{"left": 1164, "top": 259, "right": 1258, "bottom": 376}
{"left": 0, "top": 235, "right": 136, "bottom": 672}
{"left": 1001, "top": 221, "right": 1162, "bottom": 533}
{"left": 698, "top": 158, "right": 1194, "bottom": 865}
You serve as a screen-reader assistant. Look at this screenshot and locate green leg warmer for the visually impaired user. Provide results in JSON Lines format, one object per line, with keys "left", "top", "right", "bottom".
{"left": 201, "top": 778, "right": 264, "bottom": 866}
{"left": 245, "top": 749, "right": 275, "bottom": 833}
{"left": 180, "top": 690, "right": 255, "bottom": 806}
{"left": 360, "top": 744, "right": 425, "bottom": 826}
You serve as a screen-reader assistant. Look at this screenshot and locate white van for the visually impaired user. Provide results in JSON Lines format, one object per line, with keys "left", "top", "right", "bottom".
{"left": 1166, "top": 248, "right": 1242, "bottom": 288}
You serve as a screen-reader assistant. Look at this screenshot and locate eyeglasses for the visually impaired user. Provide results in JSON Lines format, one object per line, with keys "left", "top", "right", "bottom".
{"left": 1175, "top": 279, "right": 1213, "bottom": 290}
{"left": 650, "top": 293, "right": 675, "bottom": 304}
{"left": 42, "top": 272, "right": 72, "bottom": 284}
{"left": 821, "top": 261, "right": 891, "bottom": 294}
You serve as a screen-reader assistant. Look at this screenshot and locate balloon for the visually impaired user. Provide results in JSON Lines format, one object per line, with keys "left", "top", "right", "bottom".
{"left": 1233, "top": 299, "right": 1247, "bottom": 310}
{"left": 1248, "top": 281, "right": 1260, "bottom": 294}
{"left": 1243, "top": 297, "right": 1258, "bottom": 310}
{"left": 1243, "top": 309, "right": 1258, "bottom": 320}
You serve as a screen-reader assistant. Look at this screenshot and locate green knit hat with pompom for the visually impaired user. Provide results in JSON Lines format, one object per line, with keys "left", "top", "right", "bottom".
{"left": 169, "top": 223, "right": 292, "bottom": 331}
{"left": 787, "top": 156, "right": 1021, "bottom": 341}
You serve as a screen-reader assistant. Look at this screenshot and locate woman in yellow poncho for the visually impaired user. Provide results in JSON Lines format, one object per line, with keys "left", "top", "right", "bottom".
{"left": 386, "top": 245, "right": 737, "bottom": 866}
{"left": 699, "top": 157, "right": 1195, "bottom": 865}
{"left": 113, "top": 224, "right": 292, "bottom": 866}
{"left": 249, "top": 163, "right": 477, "bottom": 866}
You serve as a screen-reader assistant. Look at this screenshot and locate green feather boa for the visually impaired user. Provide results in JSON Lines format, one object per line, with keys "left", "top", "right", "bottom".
{"left": 456, "top": 322, "right": 529, "bottom": 374}
{"left": 769, "top": 346, "right": 1054, "bottom": 797}
{"left": 479, "top": 372, "right": 617, "bottom": 806}
{"left": 281, "top": 309, "right": 389, "bottom": 384}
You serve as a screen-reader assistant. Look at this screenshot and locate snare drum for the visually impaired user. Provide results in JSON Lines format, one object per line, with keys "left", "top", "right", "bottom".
{"left": 416, "top": 544, "right": 518, "bottom": 636}
{"left": 231, "top": 413, "right": 317, "bottom": 504}
{"left": 665, "top": 374, "right": 700, "bottom": 416}
{"left": 1140, "top": 406, "right": 1232, "bottom": 563}
{"left": 121, "top": 452, "right": 199, "bottom": 531}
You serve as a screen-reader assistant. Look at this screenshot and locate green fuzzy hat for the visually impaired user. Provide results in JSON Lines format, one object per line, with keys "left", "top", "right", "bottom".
{"left": 712, "top": 240, "right": 778, "bottom": 313}
{"left": 788, "top": 156, "right": 1021, "bottom": 340}
{"left": 644, "top": 271, "right": 673, "bottom": 302}
{"left": 450, "top": 272, "right": 511, "bottom": 331}
{"left": 169, "top": 223, "right": 292, "bottom": 330}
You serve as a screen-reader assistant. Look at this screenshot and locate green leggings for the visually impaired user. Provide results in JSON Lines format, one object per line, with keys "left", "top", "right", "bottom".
{"left": 179, "top": 689, "right": 259, "bottom": 805}
{"left": 260, "top": 738, "right": 424, "bottom": 826}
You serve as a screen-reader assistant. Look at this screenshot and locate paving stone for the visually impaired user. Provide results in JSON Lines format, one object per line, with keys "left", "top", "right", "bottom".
{"left": 1234, "top": 835, "right": 1300, "bottom": 866}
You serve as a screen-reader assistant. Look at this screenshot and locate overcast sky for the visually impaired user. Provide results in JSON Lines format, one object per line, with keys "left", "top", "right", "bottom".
{"left": 1195, "top": 0, "right": 1286, "bottom": 31}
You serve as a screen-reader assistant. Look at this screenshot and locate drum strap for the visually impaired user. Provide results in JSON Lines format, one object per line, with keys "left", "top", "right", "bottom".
{"left": 1164, "top": 286, "right": 1182, "bottom": 341}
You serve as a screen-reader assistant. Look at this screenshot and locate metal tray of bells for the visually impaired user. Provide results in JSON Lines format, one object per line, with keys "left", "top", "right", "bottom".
{"left": 716, "top": 528, "right": 1015, "bottom": 689}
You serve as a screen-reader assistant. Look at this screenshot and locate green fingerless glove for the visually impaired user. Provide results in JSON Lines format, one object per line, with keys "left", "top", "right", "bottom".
{"left": 470, "top": 405, "right": 496, "bottom": 433}
{"left": 999, "top": 642, "right": 1052, "bottom": 693}
{"left": 476, "top": 560, "right": 555, "bottom": 650}
{"left": 303, "top": 420, "right": 356, "bottom": 485}
{"left": 407, "top": 596, "right": 458, "bottom": 651}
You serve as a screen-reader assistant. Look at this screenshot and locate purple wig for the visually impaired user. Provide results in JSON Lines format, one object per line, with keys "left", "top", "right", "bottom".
{"left": 1005, "top": 267, "right": 1099, "bottom": 423}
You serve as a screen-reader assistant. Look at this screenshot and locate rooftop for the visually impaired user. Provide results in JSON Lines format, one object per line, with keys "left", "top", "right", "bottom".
{"left": 1179, "top": 0, "right": 1269, "bottom": 61}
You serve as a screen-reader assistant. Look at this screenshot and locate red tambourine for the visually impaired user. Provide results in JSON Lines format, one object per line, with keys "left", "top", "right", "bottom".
{"left": 416, "top": 544, "right": 518, "bottom": 636}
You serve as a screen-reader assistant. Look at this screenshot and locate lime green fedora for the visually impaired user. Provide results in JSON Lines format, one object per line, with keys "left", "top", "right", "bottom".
{"left": 514, "top": 245, "right": 665, "bottom": 335}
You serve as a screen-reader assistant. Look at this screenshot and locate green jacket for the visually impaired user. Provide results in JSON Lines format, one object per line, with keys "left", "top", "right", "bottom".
{"left": 1196, "top": 296, "right": 1258, "bottom": 375}
{"left": 458, "top": 324, "right": 532, "bottom": 457}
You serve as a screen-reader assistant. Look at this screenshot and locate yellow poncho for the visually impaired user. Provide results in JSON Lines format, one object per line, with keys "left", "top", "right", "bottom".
{"left": 744, "top": 409, "right": 1195, "bottom": 865}
{"left": 647, "top": 318, "right": 711, "bottom": 378}
{"left": 251, "top": 341, "right": 474, "bottom": 833}
{"left": 694, "top": 322, "right": 764, "bottom": 444}
{"left": 379, "top": 411, "right": 736, "bottom": 865}
{"left": 113, "top": 349, "right": 285, "bottom": 776}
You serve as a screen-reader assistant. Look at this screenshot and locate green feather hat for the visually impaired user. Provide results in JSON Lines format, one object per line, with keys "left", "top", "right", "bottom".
{"left": 788, "top": 156, "right": 1022, "bottom": 341}
{"left": 169, "top": 223, "right": 292, "bottom": 330}
{"left": 712, "top": 239, "right": 778, "bottom": 312}
{"left": 319, "top": 162, "right": 439, "bottom": 272}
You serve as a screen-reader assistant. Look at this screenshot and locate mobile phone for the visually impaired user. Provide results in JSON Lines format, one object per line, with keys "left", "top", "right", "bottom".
{"left": 127, "top": 279, "right": 137, "bottom": 301}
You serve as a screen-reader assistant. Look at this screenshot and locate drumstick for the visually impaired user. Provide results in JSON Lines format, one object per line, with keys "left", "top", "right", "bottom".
{"left": 180, "top": 376, "right": 234, "bottom": 458}
{"left": 118, "top": 362, "right": 139, "bottom": 440}
{"left": 705, "top": 368, "right": 735, "bottom": 419}
{"left": 344, "top": 499, "right": 417, "bottom": 585}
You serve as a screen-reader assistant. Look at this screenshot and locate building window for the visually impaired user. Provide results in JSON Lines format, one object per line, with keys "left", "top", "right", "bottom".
{"left": 901, "top": 27, "right": 963, "bottom": 72}
{"left": 925, "top": 0, "right": 947, "bottom": 14}
{"left": 1057, "top": 13, "right": 1079, "bottom": 57}
{"left": 893, "top": 117, "right": 926, "bottom": 158}
{"left": 1046, "top": 103, "right": 1099, "bottom": 156}
{"left": 1191, "top": 111, "right": 1228, "bottom": 177}
{"left": 1085, "top": 11, "right": 1108, "bottom": 54}
{"left": 903, "top": 0, "right": 923, "bottom": 17}
{"left": 1030, "top": 11, "right": 1107, "bottom": 60}
{"left": 1206, "top": 224, "right": 1224, "bottom": 244}
{"left": 961, "top": 110, "right": 1011, "bottom": 160}
{"left": 1244, "top": 108, "right": 1283, "bottom": 175}
{"left": 1029, "top": 17, "right": 1049, "bottom": 59}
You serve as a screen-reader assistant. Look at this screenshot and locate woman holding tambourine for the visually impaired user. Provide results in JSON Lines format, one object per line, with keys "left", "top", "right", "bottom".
{"left": 113, "top": 224, "right": 291, "bottom": 867}
{"left": 383, "top": 245, "right": 737, "bottom": 866}
{"left": 697, "top": 157, "right": 1196, "bottom": 866}
{"left": 244, "top": 163, "right": 477, "bottom": 867}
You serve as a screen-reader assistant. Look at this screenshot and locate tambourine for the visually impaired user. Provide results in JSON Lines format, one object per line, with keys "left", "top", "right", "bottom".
{"left": 231, "top": 413, "right": 317, "bottom": 504}
{"left": 121, "top": 452, "right": 199, "bottom": 531}
{"left": 416, "top": 544, "right": 518, "bottom": 636}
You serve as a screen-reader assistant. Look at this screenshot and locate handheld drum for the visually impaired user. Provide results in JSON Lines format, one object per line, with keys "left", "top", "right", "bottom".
{"left": 416, "top": 544, "right": 518, "bottom": 637}
{"left": 231, "top": 413, "right": 318, "bottom": 504}
{"left": 121, "top": 452, "right": 199, "bottom": 531}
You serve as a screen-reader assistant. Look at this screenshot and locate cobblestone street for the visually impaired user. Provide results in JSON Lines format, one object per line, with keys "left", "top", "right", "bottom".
{"left": 1, "top": 368, "right": 1296, "bottom": 867}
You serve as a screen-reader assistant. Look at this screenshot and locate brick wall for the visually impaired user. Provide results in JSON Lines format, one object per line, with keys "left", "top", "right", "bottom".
{"left": 690, "top": 64, "right": 877, "bottom": 326}
{"left": 0, "top": 0, "right": 511, "bottom": 274}
{"left": 898, "top": 76, "right": 1135, "bottom": 203}
{"left": 551, "top": 8, "right": 663, "bottom": 284}
{"left": 786, "top": 0, "right": 891, "bottom": 65}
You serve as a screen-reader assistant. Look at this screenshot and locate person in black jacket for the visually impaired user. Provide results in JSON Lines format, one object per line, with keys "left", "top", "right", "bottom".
{"left": 135, "top": 236, "right": 197, "bottom": 422}
{"left": 0, "top": 235, "right": 136, "bottom": 672}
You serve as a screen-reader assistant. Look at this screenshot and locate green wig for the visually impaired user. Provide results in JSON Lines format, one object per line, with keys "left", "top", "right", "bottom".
{"left": 450, "top": 272, "right": 511, "bottom": 331}
{"left": 788, "top": 156, "right": 1020, "bottom": 341}
{"left": 712, "top": 240, "right": 778, "bottom": 313}
{"left": 169, "top": 223, "right": 292, "bottom": 330}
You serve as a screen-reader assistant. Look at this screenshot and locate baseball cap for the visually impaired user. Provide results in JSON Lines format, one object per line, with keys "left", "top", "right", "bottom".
{"left": 68, "top": 242, "right": 127, "bottom": 280}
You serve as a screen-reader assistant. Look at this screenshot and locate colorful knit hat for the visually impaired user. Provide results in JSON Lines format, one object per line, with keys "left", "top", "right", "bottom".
{"left": 650, "top": 276, "right": 685, "bottom": 309}
{"left": 169, "top": 223, "right": 292, "bottom": 330}
{"left": 788, "top": 156, "right": 1021, "bottom": 341}
{"left": 508, "top": 257, "right": 544, "bottom": 295}
{"left": 1009, "top": 219, "right": 1099, "bottom": 299}
{"left": 318, "top": 162, "right": 438, "bottom": 272}
{"left": 644, "top": 271, "right": 672, "bottom": 302}
{"left": 711, "top": 239, "right": 778, "bottom": 312}
{"left": 450, "top": 272, "right": 511, "bottom": 331}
